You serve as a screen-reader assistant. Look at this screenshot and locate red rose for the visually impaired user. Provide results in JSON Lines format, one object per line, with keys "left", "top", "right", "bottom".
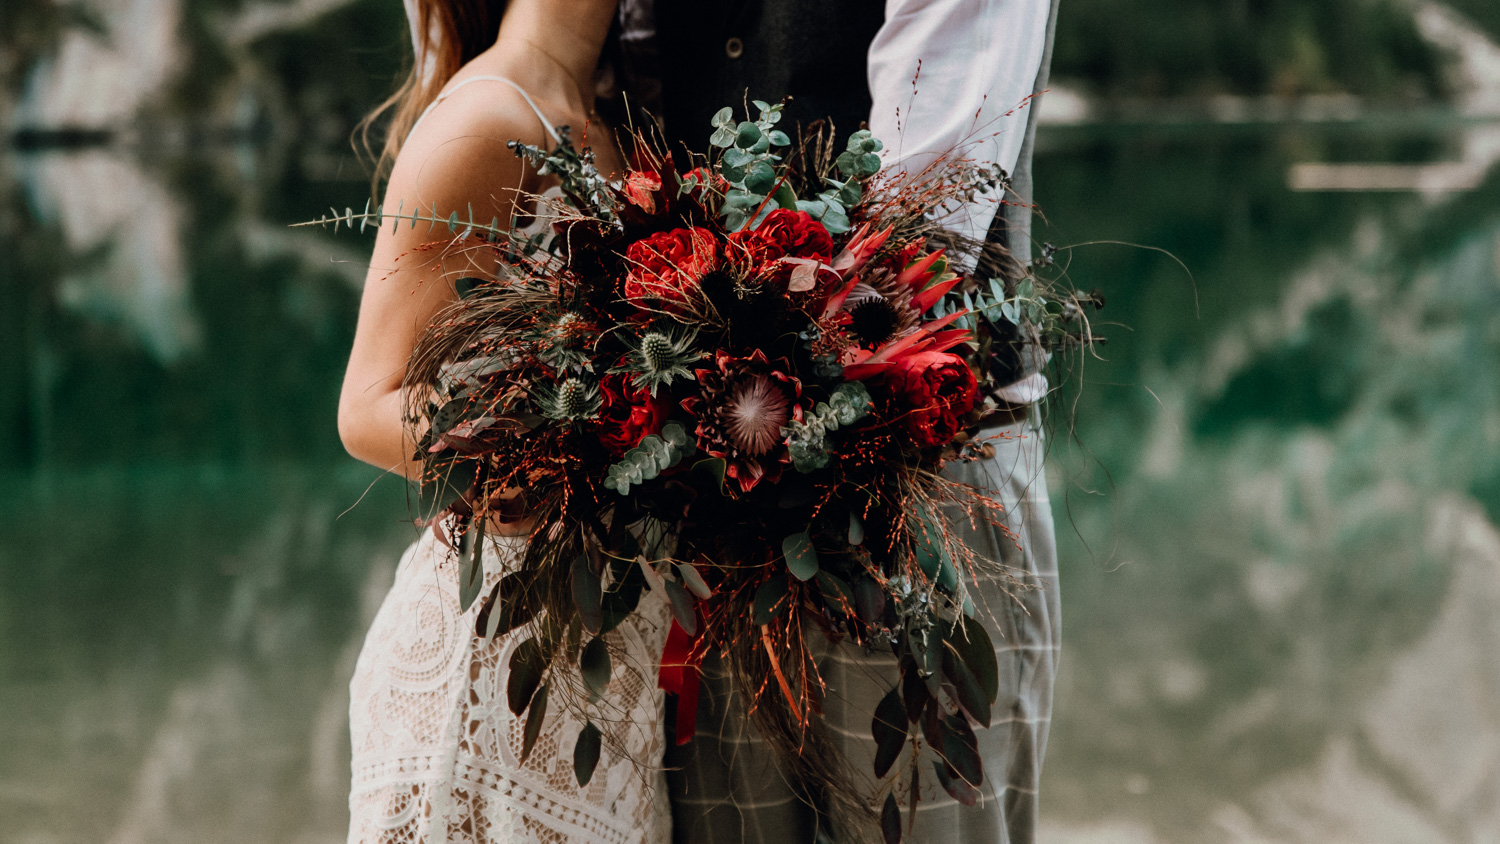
{"left": 885, "top": 351, "right": 977, "bottom": 447}
{"left": 621, "top": 171, "right": 663, "bottom": 214}
{"left": 728, "top": 209, "right": 833, "bottom": 268}
{"left": 597, "top": 374, "right": 672, "bottom": 456}
{"left": 623, "top": 227, "right": 720, "bottom": 310}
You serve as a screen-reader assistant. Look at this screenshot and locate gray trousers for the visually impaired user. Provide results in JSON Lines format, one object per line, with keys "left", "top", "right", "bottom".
{"left": 665, "top": 423, "right": 1060, "bottom": 843}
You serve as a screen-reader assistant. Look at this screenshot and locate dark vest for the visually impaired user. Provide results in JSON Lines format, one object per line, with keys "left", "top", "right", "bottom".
{"left": 644, "top": 0, "right": 885, "bottom": 154}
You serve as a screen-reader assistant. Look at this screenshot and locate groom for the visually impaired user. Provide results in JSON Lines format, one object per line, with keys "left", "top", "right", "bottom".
{"left": 612, "top": 1, "right": 1063, "bottom": 842}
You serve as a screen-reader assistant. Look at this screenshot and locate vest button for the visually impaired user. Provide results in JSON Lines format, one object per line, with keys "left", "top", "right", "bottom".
{"left": 725, "top": 37, "right": 744, "bottom": 59}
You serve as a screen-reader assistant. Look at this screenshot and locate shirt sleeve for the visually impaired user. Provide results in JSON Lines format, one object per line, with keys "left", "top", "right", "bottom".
{"left": 867, "top": 0, "right": 1052, "bottom": 245}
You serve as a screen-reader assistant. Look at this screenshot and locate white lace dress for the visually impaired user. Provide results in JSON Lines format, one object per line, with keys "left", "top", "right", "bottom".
{"left": 348, "top": 528, "right": 673, "bottom": 844}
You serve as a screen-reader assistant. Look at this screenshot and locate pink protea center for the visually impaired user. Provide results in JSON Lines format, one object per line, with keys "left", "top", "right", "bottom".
{"left": 724, "top": 375, "right": 790, "bottom": 456}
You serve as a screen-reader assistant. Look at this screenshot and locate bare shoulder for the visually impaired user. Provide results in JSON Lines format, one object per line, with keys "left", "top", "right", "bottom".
{"left": 384, "top": 81, "right": 557, "bottom": 221}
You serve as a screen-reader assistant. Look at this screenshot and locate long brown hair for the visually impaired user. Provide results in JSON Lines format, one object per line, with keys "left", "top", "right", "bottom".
{"left": 359, "top": 0, "right": 509, "bottom": 189}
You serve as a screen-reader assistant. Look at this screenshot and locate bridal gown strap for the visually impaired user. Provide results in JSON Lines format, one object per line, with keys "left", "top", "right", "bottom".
{"left": 408, "top": 75, "right": 565, "bottom": 144}
{"left": 348, "top": 530, "right": 673, "bottom": 844}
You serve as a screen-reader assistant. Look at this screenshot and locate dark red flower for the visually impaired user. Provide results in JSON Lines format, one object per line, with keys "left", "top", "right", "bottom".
{"left": 597, "top": 374, "right": 672, "bottom": 456}
{"left": 727, "top": 209, "right": 834, "bottom": 287}
{"left": 623, "top": 227, "right": 720, "bottom": 310}
{"left": 885, "top": 351, "right": 977, "bottom": 447}
{"left": 681, "top": 349, "right": 806, "bottom": 494}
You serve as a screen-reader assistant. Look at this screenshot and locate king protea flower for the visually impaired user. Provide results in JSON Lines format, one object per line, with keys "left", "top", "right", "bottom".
{"left": 681, "top": 350, "right": 806, "bottom": 494}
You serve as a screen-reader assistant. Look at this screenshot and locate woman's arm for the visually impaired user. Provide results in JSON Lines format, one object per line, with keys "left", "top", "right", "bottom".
{"left": 338, "top": 95, "right": 547, "bottom": 478}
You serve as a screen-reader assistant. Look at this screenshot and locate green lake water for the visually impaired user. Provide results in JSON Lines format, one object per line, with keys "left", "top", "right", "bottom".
{"left": 2, "top": 122, "right": 1497, "bottom": 842}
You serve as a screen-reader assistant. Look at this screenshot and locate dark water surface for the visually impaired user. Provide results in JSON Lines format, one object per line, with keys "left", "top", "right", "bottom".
{"left": 1, "top": 123, "right": 1497, "bottom": 842}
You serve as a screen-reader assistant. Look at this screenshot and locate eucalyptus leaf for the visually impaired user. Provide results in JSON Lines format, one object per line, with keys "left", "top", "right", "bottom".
{"left": 880, "top": 793, "right": 901, "bottom": 844}
{"left": 712, "top": 106, "right": 734, "bottom": 127}
{"left": 457, "top": 521, "right": 485, "bottom": 612}
{"left": 942, "top": 641, "right": 991, "bottom": 728}
{"left": 848, "top": 511, "right": 865, "bottom": 545}
{"left": 942, "top": 714, "right": 983, "bottom": 788}
{"left": 662, "top": 578, "right": 697, "bottom": 635}
{"left": 951, "top": 614, "right": 1000, "bottom": 704}
{"left": 416, "top": 459, "right": 477, "bottom": 522}
{"left": 520, "top": 683, "right": 548, "bottom": 762}
{"left": 676, "top": 562, "right": 712, "bottom": 599}
{"left": 767, "top": 129, "right": 791, "bottom": 146}
{"left": 751, "top": 573, "right": 790, "bottom": 625}
{"left": 734, "top": 122, "right": 762, "bottom": 149}
{"left": 574, "top": 722, "right": 603, "bottom": 786}
{"left": 572, "top": 553, "right": 603, "bottom": 634}
{"left": 580, "top": 636, "right": 612, "bottom": 698}
{"left": 871, "top": 685, "right": 908, "bottom": 779}
{"left": 506, "top": 637, "right": 545, "bottom": 715}
{"left": 782, "top": 532, "right": 819, "bottom": 581}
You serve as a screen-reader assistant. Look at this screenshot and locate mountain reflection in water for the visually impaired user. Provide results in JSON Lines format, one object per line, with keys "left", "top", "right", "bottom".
{"left": 0, "top": 122, "right": 1497, "bottom": 843}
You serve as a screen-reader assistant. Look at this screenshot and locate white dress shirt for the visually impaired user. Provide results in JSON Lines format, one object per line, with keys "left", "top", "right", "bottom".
{"left": 868, "top": 0, "right": 1053, "bottom": 246}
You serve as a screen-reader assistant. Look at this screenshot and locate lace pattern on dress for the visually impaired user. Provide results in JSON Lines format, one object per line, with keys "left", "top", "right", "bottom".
{"left": 348, "top": 531, "right": 672, "bottom": 844}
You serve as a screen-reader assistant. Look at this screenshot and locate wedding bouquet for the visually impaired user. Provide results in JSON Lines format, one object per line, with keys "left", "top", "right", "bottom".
{"left": 310, "top": 100, "right": 1097, "bottom": 839}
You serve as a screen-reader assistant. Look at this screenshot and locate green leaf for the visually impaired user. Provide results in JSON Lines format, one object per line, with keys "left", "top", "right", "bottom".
{"left": 572, "top": 553, "right": 603, "bottom": 634}
{"left": 880, "top": 793, "right": 902, "bottom": 844}
{"left": 752, "top": 99, "right": 771, "bottom": 114}
{"left": 782, "top": 532, "right": 819, "bottom": 581}
{"left": 744, "top": 160, "right": 777, "bottom": 194}
{"left": 853, "top": 576, "right": 885, "bottom": 623}
{"left": 871, "top": 685, "right": 908, "bottom": 779}
{"left": 506, "top": 637, "right": 545, "bottom": 715}
{"left": 691, "top": 458, "right": 728, "bottom": 494}
{"left": 951, "top": 614, "right": 1000, "bottom": 704}
{"left": 574, "top": 722, "right": 603, "bottom": 786}
{"left": 942, "top": 640, "right": 991, "bottom": 728}
{"left": 767, "top": 129, "right": 791, "bottom": 146}
{"left": 723, "top": 147, "right": 754, "bottom": 169}
{"left": 520, "top": 683, "right": 548, "bottom": 762}
{"left": 475, "top": 570, "right": 535, "bottom": 642}
{"left": 580, "top": 637, "right": 611, "bottom": 698}
{"left": 815, "top": 570, "right": 855, "bottom": 612}
{"left": 911, "top": 509, "right": 957, "bottom": 591}
{"left": 677, "top": 562, "right": 712, "bottom": 600}
{"left": 941, "top": 714, "right": 983, "bottom": 787}
{"left": 771, "top": 181, "right": 799, "bottom": 209}
{"left": 734, "top": 121, "right": 762, "bottom": 149}
{"left": 662, "top": 578, "right": 697, "bottom": 635}
{"left": 710, "top": 127, "right": 737, "bottom": 148}
{"left": 931, "top": 758, "right": 980, "bottom": 806}
{"left": 457, "top": 521, "right": 485, "bottom": 612}
{"left": 454, "top": 277, "right": 484, "bottom": 299}
{"left": 416, "top": 459, "right": 477, "bottom": 522}
{"left": 599, "top": 562, "right": 645, "bottom": 633}
{"left": 712, "top": 106, "right": 734, "bottom": 127}
{"left": 751, "top": 573, "right": 790, "bottom": 625}
{"left": 848, "top": 511, "right": 865, "bottom": 546}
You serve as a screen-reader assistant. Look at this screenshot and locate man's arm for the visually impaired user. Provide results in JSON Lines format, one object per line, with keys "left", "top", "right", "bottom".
{"left": 867, "top": 0, "right": 1053, "bottom": 246}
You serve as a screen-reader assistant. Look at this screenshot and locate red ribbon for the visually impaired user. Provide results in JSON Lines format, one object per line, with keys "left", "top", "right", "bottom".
{"left": 657, "top": 617, "right": 704, "bottom": 746}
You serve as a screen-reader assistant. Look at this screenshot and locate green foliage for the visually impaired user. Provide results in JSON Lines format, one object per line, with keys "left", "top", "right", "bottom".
{"left": 604, "top": 422, "right": 695, "bottom": 494}
{"left": 713, "top": 100, "right": 796, "bottom": 232}
{"left": 534, "top": 377, "right": 602, "bottom": 422}
{"left": 1051, "top": 0, "right": 1446, "bottom": 101}
{"left": 783, "top": 382, "right": 874, "bottom": 472}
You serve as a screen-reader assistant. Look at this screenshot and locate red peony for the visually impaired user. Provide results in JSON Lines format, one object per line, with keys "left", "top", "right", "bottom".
{"left": 885, "top": 351, "right": 977, "bottom": 447}
{"left": 621, "top": 171, "right": 663, "bottom": 214}
{"left": 597, "top": 374, "right": 672, "bottom": 456}
{"left": 623, "top": 227, "right": 720, "bottom": 310}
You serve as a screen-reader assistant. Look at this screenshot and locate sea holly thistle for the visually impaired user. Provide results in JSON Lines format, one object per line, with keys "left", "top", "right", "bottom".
{"left": 533, "top": 376, "right": 603, "bottom": 422}
{"left": 612, "top": 329, "right": 703, "bottom": 396}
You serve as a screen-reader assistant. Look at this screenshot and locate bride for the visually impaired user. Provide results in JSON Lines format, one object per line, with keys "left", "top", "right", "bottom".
{"left": 336, "top": 1, "right": 672, "bottom": 842}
